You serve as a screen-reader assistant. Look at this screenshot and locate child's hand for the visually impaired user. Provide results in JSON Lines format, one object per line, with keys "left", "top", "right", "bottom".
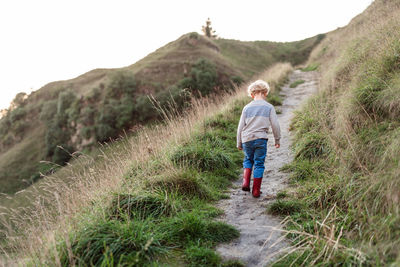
{"left": 275, "top": 144, "right": 280, "bottom": 148}
{"left": 238, "top": 146, "right": 243, "bottom": 150}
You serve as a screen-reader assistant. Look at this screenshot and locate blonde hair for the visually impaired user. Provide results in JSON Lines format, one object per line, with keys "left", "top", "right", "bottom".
{"left": 247, "top": 80, "right": 270, "bottom": 96}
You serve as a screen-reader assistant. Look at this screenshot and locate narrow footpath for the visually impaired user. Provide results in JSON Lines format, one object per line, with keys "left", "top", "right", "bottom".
{"left": 216, "top": 70, "right": 319, "bottom": 267}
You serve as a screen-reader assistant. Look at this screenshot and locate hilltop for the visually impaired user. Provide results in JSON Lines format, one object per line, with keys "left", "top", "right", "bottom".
{"left": 0, "top": 32, "right": 323, "bottom": 195}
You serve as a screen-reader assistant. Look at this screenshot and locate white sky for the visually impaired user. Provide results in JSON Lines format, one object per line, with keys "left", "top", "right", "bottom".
{"left": 0, "top": 0, "right": 373, "bottom": 110}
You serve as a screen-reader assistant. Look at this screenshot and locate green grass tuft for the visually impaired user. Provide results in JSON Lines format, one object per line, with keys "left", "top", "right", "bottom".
{"left": 162, "top": 212, "right": 239, "bottom": 246}
{"left": 267, "top": 93, "right": 283, "bottom": 106}
{"left": 108, "top": 193, "right": 176, "bottom": 221}
{"left": 289, "top": 79, "right": 305, "bottom": 88}
{"left": 171, "top": 145, "right": 233, "bottom": 172}
{"left": 184, "top": 245, "right": 222, "bottom": 267}
{"left": 301, "top": 63, "right": 319, "bottom": 72}
{"left": 147, "top": 170, "right": 211, "bottom": 200}
{"left": 276, "top": 191, "right": 288, "bottom": 199}
{"left": 58, "top": 219, "right": 166, "bottom": 266}
{"left": 267, "top": 200, "right": 303, "bottom": 216}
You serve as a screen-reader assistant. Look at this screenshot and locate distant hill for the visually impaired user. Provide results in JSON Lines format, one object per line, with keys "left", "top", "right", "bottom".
{"left": 0, "top": 32, "right": 323, "bottom": 195}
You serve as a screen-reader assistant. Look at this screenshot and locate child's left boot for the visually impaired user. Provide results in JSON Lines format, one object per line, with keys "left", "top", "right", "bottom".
{"left": 242, "top": 168, "right": 251, "bottom": 191}
{"left": 252, "top": 177, "right": 262, "bottom": 198}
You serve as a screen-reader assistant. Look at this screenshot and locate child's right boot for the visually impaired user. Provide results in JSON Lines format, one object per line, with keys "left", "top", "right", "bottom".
{"left": 242, "top": 168, "right": 251, "bottom": 191}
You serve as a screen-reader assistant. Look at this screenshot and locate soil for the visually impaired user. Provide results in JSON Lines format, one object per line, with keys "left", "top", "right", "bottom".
{"left": 216, "top": 70, "right": 319, "bottom": 267}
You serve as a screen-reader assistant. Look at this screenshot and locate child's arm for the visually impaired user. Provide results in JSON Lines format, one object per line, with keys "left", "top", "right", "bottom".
{"left": 269, "top": 106, "right": 281, "bottom": 147}
{"left": 236, "top": 109, "right": 246, "bottom": 149}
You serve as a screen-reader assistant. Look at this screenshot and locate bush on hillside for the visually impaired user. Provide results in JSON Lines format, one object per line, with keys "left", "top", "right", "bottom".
{"left": 115, "top": 96, "right": 136, "bottom": 129}
{"left": 105, "top": 71, "right": 137, "bottom": 98}
{"left": 43, "top": 90, "right": 77, "bottom": 164}
{"left": 231, "top": 75, "right": 244, "bottom": 86}
{"left": 178, "top": 58, "right": 218, "bottom": 96}
{"left": 39, "top": 99, "right": 58, "bottom": 122}
{"left": 52, "top": 144, "right": 74, "bottom": 166}
{"left": 79, "top": 106, "right": 96, "bottom": 125}
{"left": 9, "top": 107, "right": 26, "bottom": 122}
{"left": 134, "top": 95, "right": 156, "bottom": 122}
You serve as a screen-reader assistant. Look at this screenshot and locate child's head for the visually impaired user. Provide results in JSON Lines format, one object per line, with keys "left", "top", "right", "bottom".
{"left": 247, "top": 80, "right": 270, "bottom": 98}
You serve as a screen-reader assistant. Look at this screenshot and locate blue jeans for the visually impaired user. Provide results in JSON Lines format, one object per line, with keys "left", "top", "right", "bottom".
{"left": 242, "top": 138, "right": 267, "bottom": 178}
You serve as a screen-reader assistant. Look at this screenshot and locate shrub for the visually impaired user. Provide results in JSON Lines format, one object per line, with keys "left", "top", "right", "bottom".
{"left": 9, "top": 107, "right": 26, "bottom": 122}
{"left": 79, "top": 106, "right": 96, "bottom": 125}
{"left": 39, "top": 99, "right": 57, "bottom": 122}
{"left": 57, "top": 90, "right": 76, "bottom": 115}
{"left": 52, "top": 144, "right": 73, "bottom": 166}
{"left": 189, "top": 32, "right": 199, "bottom": 39}
{"left": 12, "top": 120, "right": 27, "bottom": 137}
{"left": 155, "top": 86, "right": 190, "bottom": 113}
{"left": 95, "top": 123, "right": 117, "bottom": 143}
{"left": 178, "top": 58, "right": 218, "bottom": 96}
{"left": 79, "top": 126, "right": 93, "bottom": 139}
{"left": 96, "top": 100, "right": 120, "bottom": 141}
{"left": 106, "top": 71, "right": 137, "bottom": 98}
{"left": 0, "top": 117, "right": 10, "bottom": 136}
{"left": 45, "top": 121, "right": 70, "bottom": 157}
{"left": 134, "top": 95, "right": 157, "bottom": 122}
{"left": 231, "top": 75, "right": 244, "bottom": 86}
{"left": 116, "top": 96, "right": 135, "bottom": 129}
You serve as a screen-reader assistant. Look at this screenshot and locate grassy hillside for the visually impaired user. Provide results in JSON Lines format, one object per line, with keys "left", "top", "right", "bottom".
{"left": 1, "top": 63, "right": 293, "bottom": 266}
{"left": 270, "top": 0, "right": 400, "bottom": 265}
{"left": 0, "top": 32, "right": 323, "bottom": 196}
{"left": 215, "top": 35, "right": 324, "bottom": 78}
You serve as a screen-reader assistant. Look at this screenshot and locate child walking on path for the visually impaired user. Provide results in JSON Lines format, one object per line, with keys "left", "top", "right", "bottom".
{"left": 236, "top": 80, "right": 281, "bottom": 198}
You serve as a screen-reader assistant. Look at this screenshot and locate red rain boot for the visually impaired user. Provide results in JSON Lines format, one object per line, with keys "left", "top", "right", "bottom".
{"left": 252, "top": 178, "right": 262, "bottom": 198}
{"left": 242, "top": 168, "right": 251, "bottom": 191}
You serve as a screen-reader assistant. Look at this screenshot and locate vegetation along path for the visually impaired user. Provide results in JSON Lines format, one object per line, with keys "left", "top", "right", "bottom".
{"left": 216, "top": 69, "right": 318, "bottom": 266}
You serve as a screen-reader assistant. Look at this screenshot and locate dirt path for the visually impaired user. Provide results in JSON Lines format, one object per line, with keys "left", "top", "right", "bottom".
{"left": 216, "top": 70, "right": 319, "bottom": 267}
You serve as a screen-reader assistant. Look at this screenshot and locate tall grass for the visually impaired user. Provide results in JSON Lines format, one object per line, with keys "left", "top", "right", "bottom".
{"left": 275, "top": 0, "right": 400, "bottom": 265}
{"left": 1, "top": 63, "right": 293, "bottom": 265}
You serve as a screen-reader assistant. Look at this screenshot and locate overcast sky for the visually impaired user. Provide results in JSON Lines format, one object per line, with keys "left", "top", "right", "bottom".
{"left": 0, "top": 0, "right": 373, "bottom": 110}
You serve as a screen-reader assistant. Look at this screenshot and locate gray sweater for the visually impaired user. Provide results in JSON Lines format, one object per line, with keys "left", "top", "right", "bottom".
{"left": 236, "top": 99, "right": 281, "bottom": 148}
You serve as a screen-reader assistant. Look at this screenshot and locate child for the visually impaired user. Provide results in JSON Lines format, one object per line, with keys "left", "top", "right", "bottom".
{"left": 236, "top": 80, "right": 281, "bottom": 198}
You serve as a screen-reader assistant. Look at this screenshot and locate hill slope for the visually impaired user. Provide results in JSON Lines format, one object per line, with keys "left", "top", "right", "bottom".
{"left": 1, "top": 62, "right": 292, "bottom": 266}
{"left": 0, "top": 32, "right": 323, "bottom": 195}
{"left": 275, "top": 0, "right": 400, "bottom": 265}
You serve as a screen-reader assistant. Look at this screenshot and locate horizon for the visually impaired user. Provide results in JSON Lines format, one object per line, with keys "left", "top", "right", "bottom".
{"left": 0, "top": 0, "right": 373, "bottom": 111}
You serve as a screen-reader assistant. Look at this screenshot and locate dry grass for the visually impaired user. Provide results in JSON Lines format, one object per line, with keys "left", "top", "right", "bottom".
{"left": 0, "top": 63, "right": 293, "bottom": 264}
{"left": 258, "top": 62, "right": 294, "bottom": 93}
{"left": 284, "top": 0, "right": 400, "bottom": 265}
{"left": 264, "top": 205, "right": 367, "bottom": 266}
